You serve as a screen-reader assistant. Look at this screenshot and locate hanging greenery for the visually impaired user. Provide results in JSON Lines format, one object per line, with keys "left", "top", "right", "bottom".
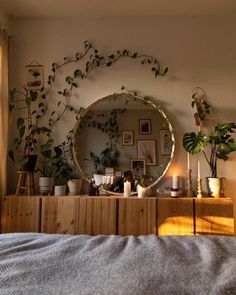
{"left": 9, "top": 40, "right": 168, "bottom": 176}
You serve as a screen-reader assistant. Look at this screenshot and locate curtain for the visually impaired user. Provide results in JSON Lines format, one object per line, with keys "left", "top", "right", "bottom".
{"left": 0, "top": 28, "right": 9, "bottom": 197}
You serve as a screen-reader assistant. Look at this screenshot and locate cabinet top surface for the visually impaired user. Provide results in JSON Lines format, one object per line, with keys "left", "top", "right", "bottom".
{"left": 4, "top": 194, "right": 233, "bottom": 201}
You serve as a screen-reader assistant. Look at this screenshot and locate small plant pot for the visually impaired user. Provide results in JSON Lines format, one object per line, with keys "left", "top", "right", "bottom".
{"left": 67, "top": 179, "right": 82, "bottom": 195}
{"left": 54, "top": 185, "right": 67, "bottom": 196}
{"left": 206, "top": 177, "right": 226, "bottom": 198}
{"left": 39, "top": 177, "right": 54, "bottom": 195}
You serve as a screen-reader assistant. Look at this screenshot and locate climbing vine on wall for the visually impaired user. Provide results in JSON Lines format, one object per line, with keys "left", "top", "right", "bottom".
{"left": 9, "top": 40, "right": 168, "bottom": 173}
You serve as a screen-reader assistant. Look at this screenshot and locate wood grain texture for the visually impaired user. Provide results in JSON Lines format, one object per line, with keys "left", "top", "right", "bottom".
{"left": 41, "top": 196, "right": 79, "bottom": 234}
{"left": 157, "top": 198, "right": 194, "bottom": 235}
{"left": 78, "top": 197, "right": 117, "bottom": 235}
{"left": 118, "top": 198, "right": 156, "bottom": 236}
{"left": 195, "top": 198, "right": 234, "bottom": 236}
{"left": 1, "top": 195, "right": 40, "bottom": 233}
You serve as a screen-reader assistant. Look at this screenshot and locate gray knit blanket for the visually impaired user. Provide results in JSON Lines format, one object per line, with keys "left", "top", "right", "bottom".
{"left": 0, "top": 233, "right": 235, "bottom": 295}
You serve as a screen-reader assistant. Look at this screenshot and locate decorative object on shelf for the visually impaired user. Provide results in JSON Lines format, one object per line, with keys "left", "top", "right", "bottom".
{"left": 16, "top": 171, "right": 36, "bottom": 196}
{"left": 73, "top": 91, "right": 175, "bottom": 195}
{"left": 67, "top": 179, "right": 82, "bottom": 195}
{"left": 122, "top": 130, "right": 134, "bottom": 146}
{"left": 183, "top": 87, "right": 236, "bottom": 198}
{"left": 54, "top": 185, "right": 67, "bottom": 196}
{"left": 197, "top": 178, "right": 203, "bottom": 198}
{"left": 137, "top": 185, "right": 146, "bottom": 198}
{"left": 137, "top": 140, "right": 156, "bottom": 165}
{"left": 172, "top": 173, "right": 178, "bottom": 189}
{"left": 186, "top": 169, "right": 194, "bottom": 197}
{"left": 206, "top": 177, "right": 225, "bottom": 199}
{"left": 39, "top": 176, "right": 54, "bottom": 196}
{"left": 124, "top": 180, "right": 131, "bottom": 197}
{"left": 130, "top": 158, "right": 146, "bottom": 177}
{"left": 139, "top": 119, "right": 151, "bottom": 134}
{"left": 26, "top": 60, "right": 44, "bottom": 90}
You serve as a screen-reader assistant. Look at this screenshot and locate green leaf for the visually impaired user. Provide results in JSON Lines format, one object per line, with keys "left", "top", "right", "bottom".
{"left": 19, "top": 126, "right": 25, "bottom": 137}
{"left": 17, "top": 117, "right": 24, "bottom": 128}
{"left": 183, "top": 131, "right": 208, "bottom": 155}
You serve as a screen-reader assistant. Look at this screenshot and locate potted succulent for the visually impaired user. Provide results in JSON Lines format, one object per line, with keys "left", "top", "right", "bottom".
{"left": 8, "top": 86, "right": 49, "bottom": 171}
{"left": 183, "top": 88, "right": 236, "bottom": 197}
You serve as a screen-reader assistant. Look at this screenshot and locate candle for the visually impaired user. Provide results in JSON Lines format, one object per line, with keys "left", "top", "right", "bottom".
{"left": 124, "top": 181, "right": 131, "bottom": 197}
{"left": 197, "top": 160, "right": 201, "bottom": 178}
{"left": 187, "top": 153, "right": 190, "bottom": 170}
{"left": 172, "top": 173, "right": 178, "bottom": 189}
{"left": 106, "top": 176, "right": 110, "bottom": 184}
{"left": 110, "top": 176, "right": 114, "bottom": 185}
{"left": 137, "top": 185, "right": 146, "bottom": 198}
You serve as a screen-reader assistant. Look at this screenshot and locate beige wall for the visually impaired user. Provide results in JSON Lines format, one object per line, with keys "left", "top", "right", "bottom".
{"left": 0, "top": 8, "right": 8, "bottom": 26}
{"left": 8, "top": 17, "right": 236, "bottom": 205}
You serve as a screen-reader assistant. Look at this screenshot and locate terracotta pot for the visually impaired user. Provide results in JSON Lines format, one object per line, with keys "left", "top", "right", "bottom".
{"left": 67, "top": 179, "right": 82, "bottom": 195}
{"left": 206, "top": 177, "right": 226, "bottom": 198}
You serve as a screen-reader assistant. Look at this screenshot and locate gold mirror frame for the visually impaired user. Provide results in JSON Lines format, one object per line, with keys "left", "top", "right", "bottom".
{"left": 72, "top": 92, "right": 175, "bottom": 195}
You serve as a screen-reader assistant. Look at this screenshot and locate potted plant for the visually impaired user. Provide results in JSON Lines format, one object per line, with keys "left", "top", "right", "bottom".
{"left": 38, "top": 137, "right": 55, "bottom": 195}
{"left": 183, "top": 88, "right": 236, "bottom": 197}
{"left": 8, "top": 86, "right": 49, "bottom": 171}
{"left": 53, "top": 145, "right": 72, "bottom": 196}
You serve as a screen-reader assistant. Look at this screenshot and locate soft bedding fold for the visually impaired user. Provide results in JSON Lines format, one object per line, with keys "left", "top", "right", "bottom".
{"left": 0, "top": 233, "right": 235, "bottom": 295}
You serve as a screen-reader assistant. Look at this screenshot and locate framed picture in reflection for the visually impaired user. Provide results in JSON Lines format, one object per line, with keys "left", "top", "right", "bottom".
{"left": 131, "top": 158, "right": 146, "bottom": 177}
{"left": 139, "top": 119, "right": 151, "bottom": 134}
{"left": 122, "top": 130, "right": 134, "bottom": 146}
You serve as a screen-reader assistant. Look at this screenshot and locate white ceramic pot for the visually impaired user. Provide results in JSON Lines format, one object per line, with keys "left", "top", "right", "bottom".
{"left": 67, "top": 179, "right": 82, "bottom": 195}
{"left": 39, "top": 177, "right": 54, "bottom": 195}
{"left": 206, "top": 177, "right": 226, "bottom": 198}
{"left": 54, "top": 185, "right": 67, "bottom": 196}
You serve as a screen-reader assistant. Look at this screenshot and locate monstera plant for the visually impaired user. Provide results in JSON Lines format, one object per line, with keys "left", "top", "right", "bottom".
{"left": 183, "top": 123, "right": 236, "bottom": 178}
{"left": 183, "top": 88, "right": 236, "bottom": 197}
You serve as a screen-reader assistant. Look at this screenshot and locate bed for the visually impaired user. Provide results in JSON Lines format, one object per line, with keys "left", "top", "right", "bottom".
{"left": 0, "top": 233, "right": 235, "bottom": 295}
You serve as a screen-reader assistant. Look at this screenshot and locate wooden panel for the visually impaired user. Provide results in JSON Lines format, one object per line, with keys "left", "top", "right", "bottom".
{"left": 41, "top": 196, "right": 79, "bottom": 234}
{"left": 78, "top": 197, "right": 117, "bottom": 235}
{"left": 157, "top": 198, "right": 194, "bottom": 235}
{"left": 118, "top": 198, "right": 156, "bottom": 236}
{"left": 195, "top": 198, "right": 234, "bottom": 236}
{"left": 1, "top": 196, "right": 40, "bottom": 233}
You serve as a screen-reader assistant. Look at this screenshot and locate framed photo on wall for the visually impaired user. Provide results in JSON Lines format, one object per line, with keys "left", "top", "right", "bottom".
{"left": 137, "top": 139, "right": 156, "bottom": 165}
{"left": 139, "top": 119, "right": 151, "bottom": 134}
{"left": 130, "top": 158, "right": 146, "bottom": 177}
{"left": 160, "top": 129, "right": 172, "bottom": 155}
{"left": 26, "top": 61, "right": 44, "bottom": 90}
{"left": 122, "top": 130, "right": 134, "bottom": 146}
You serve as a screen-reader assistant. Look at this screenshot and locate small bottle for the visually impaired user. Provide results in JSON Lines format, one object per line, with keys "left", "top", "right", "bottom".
{"left": 88, "top": 179, "right": 96, "bottom": 196}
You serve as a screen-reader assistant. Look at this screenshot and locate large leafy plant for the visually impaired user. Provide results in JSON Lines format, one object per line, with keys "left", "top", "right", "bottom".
{"left": 8, "top": 86, "right": 50, "bottom": 168}
{"left": 183, "top": 88, "right": 236, "bottom": 177}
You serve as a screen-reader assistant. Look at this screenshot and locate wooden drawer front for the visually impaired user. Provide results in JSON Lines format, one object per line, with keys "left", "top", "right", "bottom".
{"left": 1, "top": 196, "right": 40, "bottom": 233}
{"left": 41, "top": 197, "right": 79, "bottom": 234}
{"left": 157, "top": 198, "right": 194, "bottom": 236}
{"left": 195, "top": 199, "right": 234, "bottom": 236}
{"left": 78, "top": 198, "right": 117, "bottom": 235}
{"left": 118, "top": 198, "right": 156, "bottom": 236}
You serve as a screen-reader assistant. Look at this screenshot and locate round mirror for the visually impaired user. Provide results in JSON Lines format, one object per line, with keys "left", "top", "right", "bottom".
{"left": 73, "top": 93, "right": 175, "bottom": 195}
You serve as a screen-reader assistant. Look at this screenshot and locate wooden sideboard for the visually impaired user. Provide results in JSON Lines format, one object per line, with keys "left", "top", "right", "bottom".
{"left": 1, "top": 195, "right": 234, "bottom": 236}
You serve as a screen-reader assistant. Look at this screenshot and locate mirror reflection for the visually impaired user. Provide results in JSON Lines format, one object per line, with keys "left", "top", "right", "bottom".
{"left": 73, "top": 93, "right": 175, "bottom": 194}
